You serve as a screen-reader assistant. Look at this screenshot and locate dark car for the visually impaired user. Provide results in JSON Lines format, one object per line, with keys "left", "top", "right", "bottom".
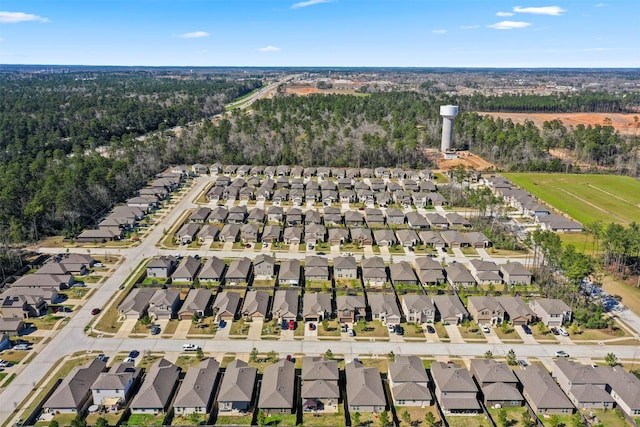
{"left": 91, "top": 308, "right": 101, "bottom": 315}
{"left": 551, "top": 327, "right": 560, "bottom": 335}
{"left": 218, "top": 319, "right": 227, "bottom": 329}
{"left": 441, "top": 247, "right": 447, "bottom": 253}
{"left": 150, "top": 324, "right": 161, "bottom": 335}
{"left": 521, "top": 324, "right": 532, "bottom": 334}
{"left": 128, "top": 350, "right": 140, "bottom": 358}
{"left": 281, "top": 319, "right": 289, "bottom": 330}
{"left": 395, "top": 326, "right": 404, "bottom": 335}
{"left": 426, "top": 325, "right": 436, "bottom": 334}
{"left": 308, "top": 323, "right": 316, "bottom": 331}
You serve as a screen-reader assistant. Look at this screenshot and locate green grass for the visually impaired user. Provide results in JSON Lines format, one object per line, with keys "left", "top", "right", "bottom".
{"left": 446, "top": 414, "right": 490, "bottom": 427}
{"left": 302, "top": 405, "right": 345, "bottom": 426}
{"left": 214, "top": 414, "right": 254, "bottom": 425}
{"left": 487, "top": 406, "right": 528, "bottom": 427}
{"left": 581, "top": 408, "right": 628, "bottom": 427}
{"left": 505, "top": 173, "right": 640, "bottom": 225}
{"left": 126, "top": 413, "right": 165, "bottom": 426}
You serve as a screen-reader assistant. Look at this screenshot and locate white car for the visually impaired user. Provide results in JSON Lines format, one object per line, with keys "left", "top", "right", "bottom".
{"left": 13, "top": 344, "right": 29, "bottom": 351}
{"left": 481, "top": 325, "right": 490, "bottom": 333}
{"left": 0, "top": 360, "right": 11, "bottom": 367}
{"left": 558, "top": 327, "right": 569, "bottom": 336}
{"left": 555, "top": 350, "right": 570, "bottom": 357}
{"left": 182, "top": 343, "right": 200, "bottom": 351}
{"left": 387, "top": 324, "right": 396, "bottom": 333}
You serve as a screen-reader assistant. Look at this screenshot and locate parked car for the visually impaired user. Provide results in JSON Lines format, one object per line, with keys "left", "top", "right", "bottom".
{"left": 517, "top": 360, "right": 528, "bottom": 367}
{"left": 91, "top": 308, "right": 101, "bottom": 315}
{"left": 0, "top": 360, "right": 12, "bottom": 367}
{"left": 288, "top": 319, "right": 295, "bottom": 330}
{"left": 13, "top": 344, "right": 30, "bottom": 351}
{"left": 387, "top": 324, "right": 396, "bottom": 333}
{"left": 124, "top": 357, "right": 135, "bottom": 363}
{"left": 281, "top": 319, "right": 289, "bottom": 330}
{"left": 218, "top": 319, "right": 227, "bottom": 329}
{"left": 128, "top": 350, "right": 140, "bottom": 358}
{"left": 426, "top": 325, "right": 436, "bottom": 334}
{"left": 551, "top": 327, "right": 560, "bottom": 335}
{"left": 555, "top": 350, "right": 570, "bottom": 357}
{"left": 347, "top": 328, "right": 355, "bottom": 337}
{"left": 558, "top": 327, "right": 569, "bottom": 336}
{"left": 182, "top": 344, "right": 200, "bottom": 351}
{"left": 308, "top": 323, "right": 316, "bottom": 331}
{"left": 395, "top": 326, "right": 404, "bottom": 336}
{"left": 150, "top": 324, "right": 161, "bottom": 335}
{"left": 481, "top": 325, "right": 490, "bottom": 333}
{"left": 521, "top": 324, "right": 532, "bottom": 334}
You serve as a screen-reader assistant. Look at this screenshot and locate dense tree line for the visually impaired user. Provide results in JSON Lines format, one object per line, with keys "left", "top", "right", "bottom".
{"left": 0, "top": 72, "right": 260, "bottom": 241}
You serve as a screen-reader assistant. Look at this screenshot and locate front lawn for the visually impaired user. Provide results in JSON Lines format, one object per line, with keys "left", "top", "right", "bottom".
{"left": 395, "top": 406, "right": 440, "bottom": 427}
{"left": 495, "top": 323, "right": 524, "bottom": 341}
{"left": 459, "top": 321, "right": 487, "bottom": 341}
{"left": 262, "top": 319, "right": 282, "bottom": 336}
{"left": 353, "top": 320, "right": 389, "bottom": 338}
{"left": 188, "top": 319, "right": 218, "bottom": 335}
{"left": 400, "top": 322, "right": 426, "bottom": 339}
{"left": 230, "top": 318, "right": 251, "bottom": 336}
{"left": 434, "top": 322, "right": 450, "bottom": 341}
{"left": 318, "top": 319, "right": 342, "bottom": 337}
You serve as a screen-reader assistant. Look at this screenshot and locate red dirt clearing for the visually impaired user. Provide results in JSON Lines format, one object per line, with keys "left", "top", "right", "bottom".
{"left": 480, "top": 112, "right": 640, "bottom": 135}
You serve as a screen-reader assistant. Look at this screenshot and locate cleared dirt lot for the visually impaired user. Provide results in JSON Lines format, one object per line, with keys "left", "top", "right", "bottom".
{"left": 480, "top": 112, "right": 640, "bottom": 135}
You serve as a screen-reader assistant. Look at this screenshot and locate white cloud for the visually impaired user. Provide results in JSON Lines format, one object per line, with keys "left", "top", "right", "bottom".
{"left": 460, "top": 25, "right": 480, "bottom": 30}
{"left": 488, "top": 20, "right": 532, "bottom": 30}
{"left": 496, "top": 11, "right": 515, "bottom": 16}
{"left": 594, "top": 2, "right": 607, "bottom": 6}
{"left": 258, "top": 45, "right": 281, "bottom": 52}
{"left": 180, "top": 31, "right": 209, "bottom": 39}
{"left": 513, "top": 6, "right": 566, "bottom": 16}
{"left": 432, "top": 29, "right": 447, "bottom": 34}
{"left": 0, "top": 11, "right": 49, "bottom": 23}
{"left": 291, "top": 0, "right": 332, "bottom": 9}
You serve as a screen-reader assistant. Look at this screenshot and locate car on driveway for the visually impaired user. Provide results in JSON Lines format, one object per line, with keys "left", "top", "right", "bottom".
{"left": 395, "top": 326, "right": 404, "bottom": 335}
{"left": 517, "top": 359, "right": 528, "bottom": 367}
{"left": 387, "top": 324, "right": 396, "bottom": 333}
{"left": 281, "top": 319, "right": 289, "bottom": 330}
{"left": 558, "top": 327, "right": 569, "bottom": 336}
{"left": 308, "top": 323, "right": 316, "bottom": 331}
{"left": 91, "top": 308, "right": 101, "bottom": 315}
{"left": 124, "top": 357, "right": 135, "bottom": 363}
{"left": 0, "top": 360, "right": 12, "bottom": 367}
{"left": 288, "top": 320, "right": 295, "bottom": 330}
{"left": 128, "top": 350, "right": 140, "bottom": 358}
{"left": 555, "top": 350, "right": 570, "bottom": 357}
{"left": 218, "top": 319, "right": 227, "bottom": 329}
{"left": 521, "top": 324, "right": 532, "bottom": 334}
{"left": 426, "top": 325, "right": 436, "bottom": 334}
{"left": 481, "top": 325, "right": 490, "bottom": 333}
{"left": 551, "top": 327, "right": 560, "bottom": 335}
{"left": 150, "top": 324, "right": 161, "bottom": 335}
{"left": 13, "top": 344, "right": 30, "bottom": 351}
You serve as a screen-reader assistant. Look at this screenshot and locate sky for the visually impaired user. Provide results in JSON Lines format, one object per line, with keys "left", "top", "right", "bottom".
{"left": 0, "top": 0, "right": 638, "bottom": 67}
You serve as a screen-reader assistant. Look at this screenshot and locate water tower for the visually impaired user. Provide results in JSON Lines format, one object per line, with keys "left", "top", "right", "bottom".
{"left": 440, "top": 105, "right": 459, "bottom": 152}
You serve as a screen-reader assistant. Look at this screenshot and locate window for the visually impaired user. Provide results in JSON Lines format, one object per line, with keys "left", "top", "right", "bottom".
{"left": 562, "top": 408, "right": 569, "bottom": 413}
{"left": 352, "top": 406, "right": 360, "bottom": 411}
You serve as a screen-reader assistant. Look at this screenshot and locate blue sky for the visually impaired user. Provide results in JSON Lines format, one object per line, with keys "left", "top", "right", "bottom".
{"left": 0, "top": 0, "right": 638, "bottom": 67}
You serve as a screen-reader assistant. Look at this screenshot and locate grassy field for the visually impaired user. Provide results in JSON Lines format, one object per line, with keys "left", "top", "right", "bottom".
{"left": 504, "top": 173, "right": 640, "bottom": 225}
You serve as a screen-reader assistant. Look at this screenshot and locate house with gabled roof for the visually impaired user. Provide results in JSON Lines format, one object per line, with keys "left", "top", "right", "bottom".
{"left": 385, "top": 208, "right": 405, "bottom": 225}
{"left": 328, "top": 228, "right": 349, "bottom": 245}
{"left": 350, "top": 227, "right": 373, "bottom": 246}
{"left": 389, "top": 262, "right": 418, "bottom": 286}
{"left": 267, "top": 205, "right": 284, "bottom": 223}
{"left": 278, "top": 259, "right": 301, "bottom": 286}
{"left": 418, "top": 231, "right": 446, "bottom": 248}
{"left": 432, "top": 295, "right": 468, "bottom": 324}
{"left": 189, "top": 207, "right": 211, "bottom": 223}
{"left": 197, "top": 256, "right": 226, "bottom": 283}
{"left": 173, "top": 358, "right": 220, "bottom": 416}
{"left": 468, "top": 260, "right": 502, "bottom": 285}
{"left": 530, "top": 298, "right": 572, "bottom": 327}
{"left": 305, "top": 256, "right": 330, "bottom": 281}
{"left": 344, "top": 210, "right": 364, "bottom": 227}
{"left": 43, "top": 358, "right": 106, "bottom": 414}
{"left": 388, "top": 355, "right": 431, "bottom": 407}
{"left": 253, "top": 254, "right": 275, "bottom": 279}
{"left": 323, "top": 207, "right": 342, "bottom": 225}
{"left": 272, "top": 289, "right": 299, "bottom": 322}
{"left": 118, "top": 288, "right": 155, "bottom": 320}
{"left": 445, "top": 263, "right": 476, "bottom": 288}
{"left": 198, "top": 224, "right": 220, "bottom": 244}
{"left": 178, "top": 289, "right": 212, "bottom": 320}
{"left": 283, "top": 226, "right": 302, "bottom": 244}
{"left": 395, "top": 229, "right": 419, "bottom": 247}
{"left": 175, "top": 223, "right": 200, "bottom": 245}
{"left": 441, "top": 230, "right": 469, "bottom": 248}
{"left": 0, "top": 291, "right": 48, "bottom": 319}
{"left": 336, "top": 295, "right": 366, "bottom": 324}
{"left": 495, "top": 296, "right": 536, "bottom": 326}
{"left": 345, "top": 360, "right": 386, "bottom": 413}
{"left": 365, "top": 208, "right": 385, "bottom": 226}
{"left": 130, "top": 359, "right": 180, "bottom": 415}
{"left": 301, "top": 357, "right": 340, "bottom": 413}
{"left": 406, "top": 212, "right": 429, "bottom": 229}
{"left": 304, "top": 210, "right": 322, "bottom": 225}
{"left": 499, "top": 262, "right": 532, "bottom": 285}
{"left": 247, "top": 207, "right": 265, "bottom": 224}
{"left": 414, "top": 256, "right": 445, "bottom": 286}
{"left": 553, "top": 359, "right": 614, "bottom": 409}
{"left": 467, "top": 296, "right": 504, "bottom": 326}
{"left": 304, "top": 223, "right": 325, "bottom": 245}
{"left": 285, "top": 207, "right": 303, "bottom": 225}
{"left": 425, "top": 213, "right": 448, "bottom": 230}
{"left": 211, "top": 291, "right": 241, "bottom": 322}
{"left": 226, "top": 257, "right": 252, "bottom": 285}
{"left": 464, "top": 231, "right": 492, "bottom": 249}
{"left": 227, "top": 206, "right": 247, "bottom": 224}
{"left": 91, "top": 362, "right": 142, "bottom": 410}
{"left": 302, "top": 293, "right": 332, "bottom": 322}
{"left": 209, "top": 206, "right": 228, "bottom": 223}
{"left": 401, "top": 295, "right": 435, "bottom": 324}
{"left": 368, "top": 293, "right": 402, "bottom": 326}
{"left": 373, "top": 229, "right": 397, "bottom": 247}
{"left": 430, "top": 362, "right": 481, "bottom": 415}
{"left": 148, "top": 289, "right": 181, "bottom": 320}
{"left": 470, "top": 359, "right": 523, "bottom": 407}
{"left": 219, "top": 223, "right": 241, "bottom": 242}
{"left": 258, "top": 359, "right": 296, "bottom": 415}
{"left": 217, "top": 360, "right": 257, "bottom": 414}
{"left": 261, "top": 225, "right": 281, "bottom": 244}
{"left": 446, "top": 212, "right": 471, "bottom": 228}
{"left": 241, "top": 290, "right": 270, "bottom": 319}
{"left": 361, "top": 256, "right": 387, "bottom": 287}
{"left": 172, "top": 256, "right": 201, "bottom": 282}
{"left": 600, "top": 366, "right": 640, "bottom": 417}
{"left": 516, "top": 364, "right": 574, "bottom": 415}
{"left": 334, "top": 256, "right": 357, "bottom": 280}
{"left": 240, "top": 223, "right": 260, "bottom": 244}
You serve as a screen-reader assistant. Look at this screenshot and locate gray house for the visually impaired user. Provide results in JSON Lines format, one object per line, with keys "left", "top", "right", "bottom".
{"left": 212, "top": 291, "right": 241, "bottom": 321}
{"left": 388, "top": 356, "right": 431, "bottom": 407}
{"left": 278, "top": 259, "right": 301, "bottom": 286}
{"left": 146, "top": 256, "right": 177, "bottom": 279}
{"left": 334, "top": 256, "right": 357, "bottom": 280}
{"left": 305, "top": 256, "right": 330, "bottom": 281}
{"left": 445, "top": 263, "right": 476, "bottom": 288}
{"left": 91, "top": 362, "right": 142, "bottom": 410}
{"left": 345, "top": 360, "right": 386, "bottom": 413}
{"left": 336, "top": 295, "right": 366, "bottom": 324}
{"left": 373, "top": 229, "right": 397, "bottom": 247}
{"left": 272, "top": 289, "right": 299, "bottom": 322}
{"left": 130, "top": 359, "right": 181, "bottom": 415}
{"left": 368, "top": 293, "right": 402, "bottom": 326}
{"left": 172, "top": 256, "right": 201, "bottom": 282}
{"left": 468, "top": 260, "right": 502, "bottom": 285}
{"left": 219, "top": 224, "right": 241, "bottom": 242}
{"left": 253, "top": 254, "right": 275, "bottom": 279}
{"left": 301, "top": 357, "right": 340, "bottom": 413}
{"left": 217, "top": 360, "right": 257, "bottom": 414}
{"left": 226, "top": 257, "right": 252, "bottom": 285}
{"left": 553, "top": 359, "right": 614, "bottom": 409}
{"left": 432, "top": 295, "right": 468, "bottom": 324}
{"left": 361, "top": 256, "right": 388, "bottom": 287}
{"left": 175, "top": 223, "right": 200, "bottom": 245}
{"left": 173, "top": 358, "right": 220, "bottom": 416}
{"left": 197, "top": 256, "right": 226, "bottom": 283}
{"left": 148, "top": 289, "right": 181, "bottom": 320}
{"left": 515, "top": 364, "right": 574, "bottom": 415}
{"left": 401, "top": 295, "right": 435, "bottom": 324}
{"left": 118, "top": 288, "right": 155, "bottom": 320}
{"left": 601, "top": 366, "right": 640, "bottom": 417}
{"left": 470, "top": 359, "right": 523, "bottom": 407}
{"left": 43, "top": 358, "right": 106, "bottom": 414}
{"left": 302, "top": 292, "right": 332, "bottom": 322}
{"left": 430, "top": 362, "right": 481, "bottom": 415}
{"left": 530, "top": 298, "right": 572, "bottom": 327}
{"left": 242, "top": 290, "right": 270, "bottom": 319}
{"left": 414, "top": 257, "right": 445, "bottom": 286}
{"left": 258, "top": 360, "right": 296, "bottom": 415}
{"left": 495, "top": 296, "right": 536, "bottom": 326}
{"left": 389, "top": 262, "right": 418, "bottom": 286}
{"left": 499, "top": 262, "right": 533, "bottom": 285}
{"left": 178, "top": 289, "right": 212, "bottom": 320}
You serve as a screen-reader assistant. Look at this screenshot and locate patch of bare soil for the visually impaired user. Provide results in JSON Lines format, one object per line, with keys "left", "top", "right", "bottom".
{"left": 480, "top": 112, "right": 640, "bottom": 136}
{"left": 436, "top": 150, "right": 497, "bottom": 171}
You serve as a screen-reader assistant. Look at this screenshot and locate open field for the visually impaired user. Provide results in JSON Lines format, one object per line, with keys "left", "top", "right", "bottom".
{"left": 480, "top": 112, "right": 640, "bottom": 136}
{"left": 504, "top": 173, "right": 640, "bottom": 225}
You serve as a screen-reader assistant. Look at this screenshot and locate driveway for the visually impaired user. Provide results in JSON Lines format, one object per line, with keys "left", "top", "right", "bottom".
{"left": 115, "top": 318, "right": 138, "bottom": 338}
{"left": 304, "top": 322, "right": 318, "bottom": 338}
{"left": 154, "top": 319, "right": 170, "bottom": 336}
{"left": 445, "top": 324, "right": 465, "bottom": 343}
{"left": 514, "top": 324, "right": 538, "bottom": 344}
{"left": 173, "top": 319, "right": 192, "bottom": 339}
{"left": 247, "top": 319, "right": 263, "bottom": 340}
{"left": 215, "top": 322, "right": 231, "bottom": 339}
{"left": 483, "top": 327, "right": 502, "bottom": 344}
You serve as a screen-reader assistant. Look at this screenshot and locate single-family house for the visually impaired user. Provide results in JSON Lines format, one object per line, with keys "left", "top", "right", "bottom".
{"left": 368, "top": 293, "right": 402, "bottom": 325}
{"left": 0, "top": 291, "right": 48, "bottom": 319}
{"left": 395, "top": 229, "right": 420, "bottom": 247}
{"left": 304, "top": 223, "right": 325, "bottom": 245}
{"left": 129, "top": 359, "right": 181, "bottom": 415}
{"left": 440, "top": 230, "right": 469, "bottom": 248}
{"left": 530, "top": 298, "right": 572, "bottom": 327}
{"left": 324, "top": 207, "right": 343, "bottom": 226}
{"left": 219, "top": 223, "right": 241, "bottom": 243}
{"left": 328, "top": 228, "right": 349, "bottom": 245}
{"left": 553, "top": 360, "right": 614, "bottom": 409}
{"left": 405, "top": 212, "right": 429, "bottom": 229}
{"left": 470, "top": 359, "right": 523, "bottom": 407}
{"left": 43, "top": 358, "right": 106, "bottom": 415}
{"left": 425, "top": 213, "right": 449, "bottom": 230}
{"left": 389, "top": 262, "right": 418, "bottom": 286}
{"left": 495, "top": 297, "right": 536, "bottom": 326}
{"left": 345, "top": 361, "right": 386, "bottom": 413}
{"left": 247, "top": 208, "right": 265, "bottom": 224}
{"left": 464, "top": 231, "right": 492, "bottom": 249}
{"left": 173, "top": 358, "right": 220, "bottom": 416}
{"left": 430, "top": 362, "right": 481, "bottom": 415}
{"left": 344, "top": 211, "right": 364, "bottom": 227}
{"left": 175, "top": 223, "right": 200, "bottom": 245}
{"left": 242, "top": 290, "right": 270, "bottom": 319}
{"left": 261, "top": 225, "right": 281, "bottom": 243}
{"left": 178, "top": 289, "right": 212, "bottom": 320}
{"left": 189, "top": 207, "right": 211, "bottom": 223}
{"left": 258, "top": 360, "right": 296, "bottom": 415}
{"left": 148, "top": 289, "right": 181, "bottom": 320}
{"left": 91, "top": 362, "right": 142, "bottom": 410}
{"left": 197, "top": 256, "right": 226, "bottom": 283}
{"left": 388, "top": 356, "right": 432, "bottom": 407}
{"left": 172, "top": 256, "right": 201, "bottom": 282}
{"left": 499, "top": 262, "right": 532, "bottom": 286}
{"left": 336, "top": 295, "right": 366, "bottom": 324}
{"left": 286, "top": 207, "right": 303, "bottom": 226}
{"left": 227, "top": 206, "right": 247, "bottom": 224}
{"left": 385, "top": 208, "right": 405, "bottom": 225}
{"left": 278, "top": 259, "right": 301, "bottom": 286}
{"left": 0, "top": 317, "right": 27, "bottom": 334}
{"left": 209, "top": 207, "right": 228, "bottom": 223}
{"left": 305, "top": 256, "right": 330, "bottom": 281}
{"left": 432, "top": 295, "right": 468, "bottom": 324}
{"left": 198, "top": 224, "right": 220, "bottom": 244}
{"left": 350, "top": 228, "right": 373, "bottom": 246}
{"left": 418, "top": 231, "right": 446, "bottom": 248}
{"left": 467, "top": 296, "right": 504, "bottom": 325}
{"left": 302, "top": 293, "right": 332, "bottom": 322}
{"left": 304, "top": 210, "right": 322, "bottom": 225}
{"left": 301, "top": 357, "right": 340, "bottom": 413}
{"left": 253, "top": 254, "right": 275, "bottom": 279}
{"left": 414, "top": 257, "right": 445, "bottom": 286}
{"left": 515, "top": 364, "right": 574, "bottom": 415}
{"left": 267, "top": 206, "right": 284, "bottom": 223}
{"left": 283, "top": 226, "right": 302, "bottom": 245}
{"left": 401, "top": 295, "right": 436, "bottom": 324}
{"left": 445, "top": 263, "right": 476, "bottom": 288}
{"left": 446, "top": 213, "right": 471, "bottom": 228}
{"left": 601, "top": 366, "right": 640, "bottom": 417}
{"left": 118, "top": 288, "right": 155, "bottom": 320}
{"left": 365, "top": 208, "right": 385, "bottom": 226}
{"left": 468, "top": 260, "right": 502, "bottom": 285}
{"left": 217, "top": 360, "right": 257, "bottom": 414}
{"left": 240, "top": 223, "right": 260, "bottom": 244}
{"left": 361, "top": 256, "right": 387, "bottom": 287}
{"left": 226, "top": 257, "right": 252, "bottom": 285}
{"left": 334, "top": 256, "right": 357, "bottom": 280}
{"left": 272, "top": 289, "right": 299, "bottom": 322}
{"left": 373, "top": 229, "right": 397, "bottom": 247}
{"left": 211, "top": 291, "right": 241, "bottom": 322}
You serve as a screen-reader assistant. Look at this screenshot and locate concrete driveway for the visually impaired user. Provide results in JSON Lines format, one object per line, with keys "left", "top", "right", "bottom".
{"left": 115, "top": 318, "right": 138, "bottom": 338}
{"left": 514, "top": 324, "right": 538, "bottom": 344}
{"left": 174, "top": 319, "right": 192, "bottom": 339}
{"left": 304, "top": 322, "right": 318, "bottom": 338}
{"left": 445, "top": 324, "right": 465, "bottom": 343}
{"left": 248, "top": 319, "right": 263, "bottom": 340}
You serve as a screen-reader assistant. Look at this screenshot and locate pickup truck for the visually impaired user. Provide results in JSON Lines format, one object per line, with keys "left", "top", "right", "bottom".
{"left": 182, "top": 343, "right": 200, "bottom": 351}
